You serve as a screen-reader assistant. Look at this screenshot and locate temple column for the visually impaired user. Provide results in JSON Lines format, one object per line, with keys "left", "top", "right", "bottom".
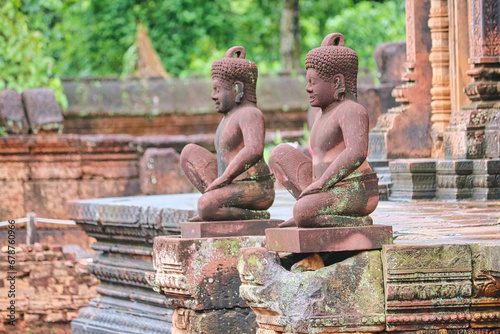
{"left": 445, "top": 0, "right": 500, "bottom": 160}
{"left": 369, "top": 0, "right": 433, "bottom": 159}
{"left": 429, "top": 0, "right": 451, "bottom": 158}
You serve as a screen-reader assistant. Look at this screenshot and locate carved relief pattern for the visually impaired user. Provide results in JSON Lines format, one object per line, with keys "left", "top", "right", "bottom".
{"left": 384, "top": 245, "right": 472, "bottom": 331}
{"left": 483, "top": 0, "right": 500, "bottom": 56}
{"left": 467, "top": 130, "right": 485, "bottom": 158}
{"left": 429, "top": 0, "right": 451, "bottom": 155}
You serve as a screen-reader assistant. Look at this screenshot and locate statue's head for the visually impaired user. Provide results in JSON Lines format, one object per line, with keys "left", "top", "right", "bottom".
{"left": 305, "top": 33, "right": 358, "bottom": 105}
{"left": 211, "top": 46, "right": 258, "bottom": 113}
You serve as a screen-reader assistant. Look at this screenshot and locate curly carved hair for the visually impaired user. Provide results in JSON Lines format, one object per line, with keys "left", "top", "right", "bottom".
{"left": 305, "top": 33, "right": 358, "bottom": 97}
{"left": 211, "top": 46, "right": 258, "bottom": 103}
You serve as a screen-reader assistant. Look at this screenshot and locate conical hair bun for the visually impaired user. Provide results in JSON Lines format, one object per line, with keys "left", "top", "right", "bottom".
{"left": 225, "top": 46, "right": 246, "bottom": 59}
{"left": 321, "top": 33, "right": 345, "bottom": 47}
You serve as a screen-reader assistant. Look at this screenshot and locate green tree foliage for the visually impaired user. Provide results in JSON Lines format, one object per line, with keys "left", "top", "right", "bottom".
{"left": 7, "top": 0, "right": 405, "bottom": 80}
{"left": 326, "top": 0, "right": 406, "bottom": 74}
{"left": 0, "top": 0, "right": 67, "bottom": 108}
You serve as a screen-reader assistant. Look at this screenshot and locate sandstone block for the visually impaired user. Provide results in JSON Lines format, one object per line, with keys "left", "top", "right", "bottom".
{"left": 0, "top": 89, "right": 29, "bottom": 134}
{"left": 181, "top": 219, "right": 282, "bottom": 238}
{"left": 22, "top": 88, "right": 63, "bottom": 134}
{"left": 139, "top": 148, "right": 195, "bottom": 195}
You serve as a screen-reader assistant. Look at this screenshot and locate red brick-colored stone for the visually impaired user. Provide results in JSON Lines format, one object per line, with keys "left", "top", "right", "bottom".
{"left": 181, "top": 219, "right": 282, "bottom": 238}
{"left": 265, "top": 225, "right": 393, "bottom": 253}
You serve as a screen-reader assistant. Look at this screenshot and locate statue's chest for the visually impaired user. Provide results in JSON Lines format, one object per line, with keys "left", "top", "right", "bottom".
{"left": 311, "top": 115, "right": 342, "bottom": 151}
{"left": 215, "top": 116, "right": 242, "bottom": 152}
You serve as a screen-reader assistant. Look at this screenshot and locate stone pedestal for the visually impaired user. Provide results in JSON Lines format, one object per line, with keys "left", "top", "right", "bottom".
{"left": 150, "top": 235, "right": 265, "bottom": 333}
{"left": 265, "top": 225, "right": 393, "bottom": 253}
{"left": 238, "top": 247, "right": 386, "bottom": 334}
{"left": 181, "top": 219, "right": 282, "bottom": 238}
{"left": 389, "top": 159, "right": 437, "bottom": 200}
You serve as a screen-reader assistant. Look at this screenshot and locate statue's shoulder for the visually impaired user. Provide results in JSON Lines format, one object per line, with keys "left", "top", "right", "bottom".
{"left": 237, "top": 104, "right": 264, "bottom": 119}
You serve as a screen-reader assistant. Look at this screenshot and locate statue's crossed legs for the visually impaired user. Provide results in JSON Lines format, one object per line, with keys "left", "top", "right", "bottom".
{"left": 269, "top": 143, "right": 379, "bottom": 228}
{"left": 180, "top": 144, "right": 274, "bottom": 221}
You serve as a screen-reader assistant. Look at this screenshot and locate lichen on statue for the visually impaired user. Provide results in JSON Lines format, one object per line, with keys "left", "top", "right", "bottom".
{"left": 180, "top": 46, "right": 275, "bottom": 221}
{"left": 269, "top": 33, "right": 379, "bottom": 228}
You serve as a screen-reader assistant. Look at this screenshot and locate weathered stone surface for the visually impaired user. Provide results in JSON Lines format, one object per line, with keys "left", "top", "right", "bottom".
{"left": 389, "top": 159, "right": 437, "bottom": 200}
{"left": 382, "top": 244, "right": 472, "bottom": 331}
{"left": 238, "top": 247, "right": 386, "bottom": 333}
{"left": 82, "top": 159, "right": 138, "bottom": 179}
{"left": 140, "top": 148, "right": 195, "bottom": 195}
{"left": 0, "top": 244, "right": 98, "bottom": 334}
{"left": 470, "top": 243, "right": 500, "bottom": 328}
{"left": 0, "top": 89, "right": 29, "bottom": 134}
{"left": 172, "top": 307, "right": 257, "bottom": 334}
{"left": 181, "top": 219, "right": 282, "bottom": 238}
{"left": 28, "top": 160, "right": 83, "bottom": 180}
{"left": 151, "top": 235, "right": 265, "bottom": 310}
{"left": 436, "top": 160, "right": 474, "bottom": 200}
{"left": 68, "top": 194, "right": 184, "bottom": 333}
{"left": 25, "top": 180, "right": 80, "bottom": 219}
{"left": 265, "top": 225, "right": 393, "bottom": 253}
{"left": 72, "top": 296, "right": 173, "bottom": 334}
{"left": 22, "top": 88, "right": 63, "bottom": 134}
{"left": 373, "top": 42, "right": 407, "bottom": 84}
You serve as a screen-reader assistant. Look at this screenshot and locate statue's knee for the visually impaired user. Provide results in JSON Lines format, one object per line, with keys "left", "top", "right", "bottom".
{"left": 197, "top": 193, "right": 221, "bottom": 221}
{"left": 293, "top": 198, "right": 313, "bottom": 228}
{"left": 269, "top": 144, "right": 293, "bottom": 166}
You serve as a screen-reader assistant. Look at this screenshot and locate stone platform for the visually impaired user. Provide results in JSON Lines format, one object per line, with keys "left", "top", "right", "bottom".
{"left": 68, "top": 190, "right": 500, "bottom": 333}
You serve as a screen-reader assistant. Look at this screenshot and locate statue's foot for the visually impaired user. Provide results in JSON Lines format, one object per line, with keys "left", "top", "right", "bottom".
{"left": 189, "top": 214, "right": 203, "bottom": 222}
{"left": 278, "top": 217, "right": 296, "bottom": 228}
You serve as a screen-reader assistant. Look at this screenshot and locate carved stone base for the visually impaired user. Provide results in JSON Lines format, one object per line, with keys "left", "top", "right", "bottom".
{"left": 150, "top": 235, "right": 266, "bottom": 311}
{"left": 265, "top": 225, "right": 393, "bottom": 253}
{"left": 181, "top": 219, "right": 283, "bottom": 238}
{"left": 436, "top": 160, "right": 474, "bottom": 200}
{"left": 171, "top": 307, "right": 257, "bottom": 334}
{"left": 436, "top": 159, "right": 500, "bottom": 200}
{"left": 383, "top": 244, "right": 472, "bottom": 331}
{"left": 389, "top": 159, "right": 437, "bottom": 200}
{"left": 238, "top": 247, "right": 386, "bottom": 333}
{"left": 71, "top": 295, "right": 174, "bottom": 334}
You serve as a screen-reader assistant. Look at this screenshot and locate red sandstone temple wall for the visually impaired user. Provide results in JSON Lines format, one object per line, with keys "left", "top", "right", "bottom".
{"left": 0, "top": 243, "right": 99, "bottom": 334}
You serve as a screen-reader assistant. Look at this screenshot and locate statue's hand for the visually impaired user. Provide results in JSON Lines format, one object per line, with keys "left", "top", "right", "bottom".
{"left": 299, "top": 180, "right": 324, "bottom": 198}
{"left": 206, "top": 176, "right": 230, "bottom": 192}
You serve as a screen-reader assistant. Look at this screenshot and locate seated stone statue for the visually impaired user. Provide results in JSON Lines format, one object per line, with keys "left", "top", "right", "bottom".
{"left": 269, "top": 33, "right": 379, "bottom": 228}
{"left": 180, "top": 46, "right": 275, "bottom": 221}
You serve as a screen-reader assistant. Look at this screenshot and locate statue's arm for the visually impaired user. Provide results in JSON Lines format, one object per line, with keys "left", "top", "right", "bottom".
{"left": 300, "top": 105, "right": 369, "bottom": 197}
{"left": 206, "top": 108, "right": 265, "bottom": 191}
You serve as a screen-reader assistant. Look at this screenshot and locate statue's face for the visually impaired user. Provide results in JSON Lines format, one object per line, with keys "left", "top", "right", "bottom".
{"left": 211, "top": 79, "right": 237, "bottom": 114}
{"left": 305, "top": 68, "right": 338, "bottom": 109}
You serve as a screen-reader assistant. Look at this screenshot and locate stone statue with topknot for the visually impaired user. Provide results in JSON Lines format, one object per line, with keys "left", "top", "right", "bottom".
{"left": 269, "top": 33, "right": 379, "bottom": 228}
{"left": 180, "top": 46, "right": 275, "bottom": 222}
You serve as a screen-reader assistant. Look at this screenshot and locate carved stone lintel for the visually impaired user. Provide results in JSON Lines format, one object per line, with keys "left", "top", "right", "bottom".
{"left": 383, "top": 244, "right": 472, "bottom": 331}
